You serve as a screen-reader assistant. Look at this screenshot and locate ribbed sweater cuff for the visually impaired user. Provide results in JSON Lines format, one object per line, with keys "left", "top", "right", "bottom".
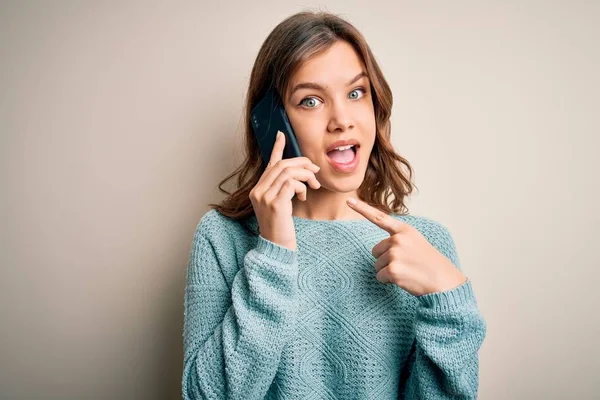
{"left": 256, "top": 235, "right": 298, "bottom": 264}
{"left": 416, "top": 278, "right": 477, "bottom": 311}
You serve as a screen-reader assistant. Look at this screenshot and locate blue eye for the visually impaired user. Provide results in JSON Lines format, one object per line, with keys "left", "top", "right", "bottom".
{"left": 349, "top": 88, "right": 366, "bottom": 99}
{"left": 299, "top": 97, "right": 322, "bottom": 108}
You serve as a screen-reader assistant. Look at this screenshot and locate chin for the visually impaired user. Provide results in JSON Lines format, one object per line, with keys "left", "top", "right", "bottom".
{"left": 320, "top": 172, "right": 365, "bottom": 193}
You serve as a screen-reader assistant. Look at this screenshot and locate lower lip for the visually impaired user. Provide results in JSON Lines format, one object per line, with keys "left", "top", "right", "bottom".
{"left": 326, "top": 147, "right": 360, "bottom": 173}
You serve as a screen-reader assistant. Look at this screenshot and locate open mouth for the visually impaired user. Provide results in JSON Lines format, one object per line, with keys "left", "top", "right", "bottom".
{"left": 326, "top": 144, "right": 360, "bottom": 173}
{"left": 326, "top": 144, "right": 358, "bottom": 164}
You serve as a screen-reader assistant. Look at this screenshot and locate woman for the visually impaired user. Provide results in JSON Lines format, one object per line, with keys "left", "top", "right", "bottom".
{"left": 182, "top": 10, "right": 487, "bottom": 399}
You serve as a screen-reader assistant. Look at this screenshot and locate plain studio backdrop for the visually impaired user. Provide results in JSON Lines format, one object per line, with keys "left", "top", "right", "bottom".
{"left": 1, "top": 1, "right": 598, "bottom": 399}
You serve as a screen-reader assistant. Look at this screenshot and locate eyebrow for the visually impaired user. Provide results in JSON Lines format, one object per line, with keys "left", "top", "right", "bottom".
{"left": 288, "top": 71, "right": 368, "bottom": 100}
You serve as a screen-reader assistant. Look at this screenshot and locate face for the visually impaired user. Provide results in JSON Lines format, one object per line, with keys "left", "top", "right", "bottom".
{"left": 283, "top": 40, "right": 376, "bottom": 193}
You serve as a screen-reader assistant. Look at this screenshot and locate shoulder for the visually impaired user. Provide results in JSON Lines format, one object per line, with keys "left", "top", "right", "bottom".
{"left": 196, "top": 208, "right": 235, "bottom": 228}
{"left": 192, "top": 208, "right": 251, "bottom": 246}
{"left": 188, "top": 209, "right": 257, "bottom": 273}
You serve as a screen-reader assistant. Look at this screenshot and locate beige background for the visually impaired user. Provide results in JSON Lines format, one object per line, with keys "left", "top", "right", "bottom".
{"left": 1, "top": 1, "right": 598, "bottom": 399}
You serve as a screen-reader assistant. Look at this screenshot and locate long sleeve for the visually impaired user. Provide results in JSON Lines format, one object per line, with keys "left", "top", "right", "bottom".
{"left": 398, "top": 223, "right": 487, "bottom": 399}
{"left": 182, "top": 217, "right": 299, "bottom": 400}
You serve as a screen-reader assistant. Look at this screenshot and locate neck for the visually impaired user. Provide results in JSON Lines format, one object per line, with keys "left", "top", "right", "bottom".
{"left": 291, "top": 185, "right": 367, "bottom": 220}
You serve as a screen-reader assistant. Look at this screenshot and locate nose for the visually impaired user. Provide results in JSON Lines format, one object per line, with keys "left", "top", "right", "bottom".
{"left": 327, "top": 99, "right": 355, "bottom": 132}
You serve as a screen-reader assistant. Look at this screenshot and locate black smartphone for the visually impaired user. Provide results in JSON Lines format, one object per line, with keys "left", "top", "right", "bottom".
{"left": 250, "top": 87, "right": 303, "bottom": 166}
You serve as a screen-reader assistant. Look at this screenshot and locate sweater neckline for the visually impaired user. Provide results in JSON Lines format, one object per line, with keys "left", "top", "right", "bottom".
{"left": 291, "top": 215, "right": 372, "bottom": 223}
{"left": 241, "top": 212, "right": 409, "bottom": 236}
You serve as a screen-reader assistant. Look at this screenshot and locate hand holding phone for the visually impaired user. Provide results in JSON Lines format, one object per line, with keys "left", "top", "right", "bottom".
{"left": 249, "top": 131, "right": 320, "bottom": 251}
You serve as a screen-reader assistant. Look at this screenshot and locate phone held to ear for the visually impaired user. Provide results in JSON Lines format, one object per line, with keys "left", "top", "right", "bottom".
{"left": 250, "top": 87, "right": 303, "bottom": 166}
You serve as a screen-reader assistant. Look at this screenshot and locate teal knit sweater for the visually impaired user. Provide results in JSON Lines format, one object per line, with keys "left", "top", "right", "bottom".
{"left": 182, "top": 209, "right": 486, "bottom": 399}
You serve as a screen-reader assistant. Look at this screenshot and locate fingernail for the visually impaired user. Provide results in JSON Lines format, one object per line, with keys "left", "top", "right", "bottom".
{"left": 347, "top": 197, "right": 357, "bottom": 205}
{"left": 277, "top": 130, "right": 283, "bottom": 138}
{"left": 314, "top": 164, "right": 320, "bottom": 171}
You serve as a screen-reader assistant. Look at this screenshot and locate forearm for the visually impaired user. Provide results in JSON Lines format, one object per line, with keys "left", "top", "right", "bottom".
{"left": 183, "top": 235, "right": 298, "bottom": 400}
{"left": 400, "top": 280, "right": 487, "bottom": 399}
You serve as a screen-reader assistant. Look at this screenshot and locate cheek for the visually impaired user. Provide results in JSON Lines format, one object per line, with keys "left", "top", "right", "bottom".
{"left": 355, "top": 107, "right": 377, "bottom": 140}
{"left": 286, "top": 111, "right": 324, "bottom": 153}
{"left": 355, "top": 103, "right": 376, "bottom": 127}
{"left": 356, "top": 108, "right": 377, "bottom": 161}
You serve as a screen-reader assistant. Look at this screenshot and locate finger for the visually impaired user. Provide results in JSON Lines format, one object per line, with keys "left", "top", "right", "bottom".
{"left": 264, "top": 132, "right": 319, "bottom": 174}
{"left": 263, "top": 168, "right": 313, "bottom": 203}
{"left": 373, "top": 249, "right": 392, "bottom": 272}
{"left": 262, "top": 175, "right": 285, "bottom": 204}
{"left": 271, "top": 156, "right": 319, "bottom": 173}
{"left": 268, "top": 130, "right": 286, "bottom": 166}
{"left": 376, "top": 266, "right": 393, "bottom": 284}
{"left": 277, "top": 178, "right": 308, "bottom": 202}
{"left": 346, "top": 197, "right": 405, "bottom": 235}
{"left": 260, "top": 159, "right": 320, "bottom": 190}
{"left": 372, "top": 236, "right": 396, "bottom": 259}
{"left": 271, "top": 167, "right": 320, "bottom": 191}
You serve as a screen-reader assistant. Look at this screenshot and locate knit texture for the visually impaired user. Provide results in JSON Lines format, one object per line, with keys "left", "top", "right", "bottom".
{"left": 182, "top": 209, "right": 486, "bottom": 399}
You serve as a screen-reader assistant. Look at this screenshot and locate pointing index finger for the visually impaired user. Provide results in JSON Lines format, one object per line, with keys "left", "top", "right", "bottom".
{"left": 346, "top": 197, "right": 403, "bottom": 235}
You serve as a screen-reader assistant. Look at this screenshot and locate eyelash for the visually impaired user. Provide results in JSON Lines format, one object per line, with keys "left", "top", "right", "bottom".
{"left": 297, "top": 87, "right": 367, "bottom": 108}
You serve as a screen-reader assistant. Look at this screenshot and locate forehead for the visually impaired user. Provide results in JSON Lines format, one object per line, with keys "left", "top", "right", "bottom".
{"left": 289, "top": 41, "right": 366, "bottom": 87}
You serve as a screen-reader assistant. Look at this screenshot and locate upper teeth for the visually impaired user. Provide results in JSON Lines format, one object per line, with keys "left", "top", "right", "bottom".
{"left": 333, "top": 144, "right": 354, "bottom": 151}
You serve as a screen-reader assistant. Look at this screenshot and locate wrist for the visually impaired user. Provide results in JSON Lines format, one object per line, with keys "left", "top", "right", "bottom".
{"left": 429, "top": 265, "right": 467, "bottom": 294}
{"left": 260, "top": 234, "right": 297, "bottom": 251}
